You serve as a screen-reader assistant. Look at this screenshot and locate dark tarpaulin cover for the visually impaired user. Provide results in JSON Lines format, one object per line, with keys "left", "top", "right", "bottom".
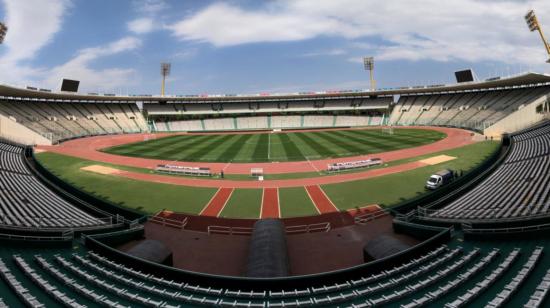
{"left": 245, "top": 219, "right": 290, "bottom": 278}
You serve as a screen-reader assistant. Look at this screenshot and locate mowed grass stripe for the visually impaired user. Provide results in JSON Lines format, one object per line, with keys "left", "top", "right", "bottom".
{"left": 279, "top": 187, "right": 318, "bottom": 218}
{"left": 278, "top": 133, "right": 306, "bottom": 161}
{"left": 196, "top": 134, "right": 241, "bottom": 161}
{"left": 285, "top": 133, "right": 324, "bottom": 159}
{"left": 251, "top": 133, "right": 269, "bottom": 161}
{"left": 349, "top": 129, "right": 442, "bottom": 148}
{"left": 147, "top": 135, "right": 214, "bottom": 159}
{"left": 314, "top": 131, "right": 365, "bottom": 156}
{"left": 106, "top": 135, "right": 188, "bottom": 155}
{"left": 330, "top": 130, "right": 387, "bottom": 152}
{"left": 215, "top": 134, "right": 253, "bottom": 162}
{"left": 181, "top": 134, "right": 235, "bottom": 161}
{"left": 293, "top": 132, "right": 339, "bottom": 158}
{"left": 332, "top": 130, "right": 396, "bottom": 152}
{"left": 234, "top": 134, "right": 262, "bottom": 162}
{"left": 268, "top": 133, "right": 287, "bottom": 161}
{"left": 102, "top": 128, "right": 448, "bottom": 163}
{"left": 219, "top": 189, "right": 262, "bottom": 219}
{"left": 346, "top": 130, "right": 419, "bottom": 149}
{"left": 139, "top": 135, "right": 206, "bottom": 157}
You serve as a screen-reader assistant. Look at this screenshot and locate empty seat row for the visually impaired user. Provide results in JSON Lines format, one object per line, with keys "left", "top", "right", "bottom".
{"left": 400, "top": 248, "right": 499, "bottom": 308}
{"left": 87, "top": 245, "right": 450, "bottom": 301}
{"left": 0, "top": 257, "right": 45, "bottom": 307}
{"left": 487, "top": 247, "right": 543, "bottom": 308}
{"left": 53, "top": 255, "right": 172, "bottom": 307}
{"left": 35, "top": 255, "right": 131, "bottom": 308}
{"left": 13, "top": 255, "right": 86, "bottom": 308}
{"left": 426, "top": 122, "right": 550, "bottom": 221}
{"left": 524, "top": 267, "right": 550, "bottom": 308}
{"left": 445, "top": 248, "right": 520, "bottom": 307}
{"left": 0, "top": 141, "right": 107, "bottom": 229}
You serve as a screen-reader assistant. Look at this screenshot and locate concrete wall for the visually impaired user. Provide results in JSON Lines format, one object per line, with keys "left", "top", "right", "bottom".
{"left": 484, "top": 95, "right": 549, "bottom": 138}
{"left": 0, "top": 114, "right": 52, "bottom": 145}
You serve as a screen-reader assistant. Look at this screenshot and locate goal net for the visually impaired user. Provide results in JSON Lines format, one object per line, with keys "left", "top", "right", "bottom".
{"left": 382, "top": 126, "right": 394, "bottom": 135}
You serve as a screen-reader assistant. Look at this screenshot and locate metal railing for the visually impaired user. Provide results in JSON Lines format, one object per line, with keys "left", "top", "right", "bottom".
{"left": 418, "top": 202, "right": 550, "bottom": 223}
{"left": 354, "top": 209, "right": 390, "bottom": 224}
{"left": 285, "top": 222, "right": 331, "bottom": 234}
{"left": 462, "top": 221, "right": 550, "bottom": 234}
{"left": 207, "top": 225, "right": 253, "bottom": 235}
{"left": 0, "top": 232, "right": 73, "bottom": 242}
{"left": 0, "top": 214, "right": 113, "bottom": 229}
{"left": 207, "top": 222, "right": 332, "bottom": 235}
{"left": 148, "top": 215, "right": 188, "bottom": 230}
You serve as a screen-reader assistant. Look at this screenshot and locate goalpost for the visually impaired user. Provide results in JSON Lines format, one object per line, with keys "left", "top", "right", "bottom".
{"left": 382, "top": 125, "right": 394, "bottom": 135}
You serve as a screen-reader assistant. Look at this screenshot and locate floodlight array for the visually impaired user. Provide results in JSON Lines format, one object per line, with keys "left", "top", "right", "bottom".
{"left": 363, "top": 57, "right": 374, "bottom": 71}
{"left": 161, "top": 63, "right": 171, "bottom": 77}
{"left": 525, "top": 10, "right": 539, "bottom": 32}
{"left": 0, "top": 22, "right": 7, "bottom": 44}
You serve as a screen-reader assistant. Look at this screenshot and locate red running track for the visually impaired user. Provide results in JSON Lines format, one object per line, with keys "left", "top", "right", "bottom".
{"left": 305, "top": 185, "right": 339, "bottom": 214}
{"left": 199, "top": 187, "right": 233, "bottom": 217}
{"left": 37, "top": 126, "right": 474, "bottom": 175}
{"left": 261, "top": 188, "right": 280, "bottom": 218}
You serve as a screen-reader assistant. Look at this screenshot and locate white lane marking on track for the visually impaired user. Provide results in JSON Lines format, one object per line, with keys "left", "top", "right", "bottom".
{"left": 306, "top": 156, "right": 321, "bottom": 174}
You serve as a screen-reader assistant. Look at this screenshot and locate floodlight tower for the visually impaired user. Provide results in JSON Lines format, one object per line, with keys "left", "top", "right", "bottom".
{"left": 160, "top": 62, "right": 171, "bottom": 96}
{"left": 525, "top": 10, "right": 550, "bottom": 63}
{"left": 363, "top": 57, "right": 376, "bottom": 91}
{"left": 0, "top": 22, "right": 7, "bottom": 44}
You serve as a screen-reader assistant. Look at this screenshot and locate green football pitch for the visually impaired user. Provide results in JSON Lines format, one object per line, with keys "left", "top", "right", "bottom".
{"left": 103, "top": 128, "right": 446, "bottom": 163}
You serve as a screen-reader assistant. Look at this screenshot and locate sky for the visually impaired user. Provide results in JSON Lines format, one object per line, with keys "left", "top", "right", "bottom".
{"left": 0, "top": 0, "right": 550, "bottom": 95}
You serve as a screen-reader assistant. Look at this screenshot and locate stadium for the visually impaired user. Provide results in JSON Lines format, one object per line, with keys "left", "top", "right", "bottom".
{"left": 0, "top": 1, "right": 550, "bottom": 307}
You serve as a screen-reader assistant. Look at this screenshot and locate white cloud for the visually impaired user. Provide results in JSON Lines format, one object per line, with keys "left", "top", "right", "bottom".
{"left": 167, "top": 0, "right": 550, "bottom": 65}
{"left": 167, "top": 3, "right": 354, "bottom": 46}
{"left": 172, "top": 48, "right": 198, "bottom": 60}
{"left": 301, "top": 49, "right": 346, "bottom": 57}
{"left": 133, "top": 0, "right": 167, "bottom": 14}
{"left": 0, "top": 0, "right": 70, "bottom": 85}
{"left": 128, "top": 17, "right": 154, "bottom": 34}
{"left": 44, "top": 37, "right": 142, "bottom": 92}
{"left": 0, "top": 0, "right": 143, "bottom": 92}
{"left": 1, "top": 0, "right": 70, "bottom": 62}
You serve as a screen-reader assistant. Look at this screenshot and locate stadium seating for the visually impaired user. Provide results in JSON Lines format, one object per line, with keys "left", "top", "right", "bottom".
{"left": 0, "top": 99, "right": 147, "bottom": 142}
{"left": 0, "top": 141, "right": 109, "bottom": 229}
{"left": 0, "top": 244, "right": 542, "bottom": 307}
{"left": 390, "top": 86, "right": 550, "bottom": 131}
{"left": 152, "top": 114, "right": 387, "bottom": 132}
{"left": 422, "top": 121, "right": 550, "bottom": 221}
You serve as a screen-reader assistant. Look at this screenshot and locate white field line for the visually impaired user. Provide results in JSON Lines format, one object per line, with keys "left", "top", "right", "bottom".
{"left": 306, "top": 156, "right": 322, "bottom": 174}
{"left": 268, "top": 133, "right": 271, "bottom": 160}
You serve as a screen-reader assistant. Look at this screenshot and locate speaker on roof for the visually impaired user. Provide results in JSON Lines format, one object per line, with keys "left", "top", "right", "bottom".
{"left": 60, "top": 79, "right": 80, "bottom": 92}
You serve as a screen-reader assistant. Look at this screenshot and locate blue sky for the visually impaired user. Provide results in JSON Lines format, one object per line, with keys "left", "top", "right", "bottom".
{"left": 1, "top": 0, "right": 550, "bottom": 95}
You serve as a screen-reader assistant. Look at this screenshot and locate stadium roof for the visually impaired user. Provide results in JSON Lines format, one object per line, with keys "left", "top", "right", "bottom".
{"left": 1, "top": 72, "right": 550, "bottom": 102}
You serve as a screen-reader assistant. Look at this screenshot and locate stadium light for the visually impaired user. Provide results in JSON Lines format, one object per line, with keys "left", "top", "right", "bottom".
{"left": 525, "top": 10, "right": 550, "bottom": 63}
{"left": 160, "top": 62, "right": 171, "bottom": 96}
{"left": 363, "top": 56, "right": 376, "bottom": 91}
{"left": 0, "top": 22, "right": 7, "bottom": 44}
